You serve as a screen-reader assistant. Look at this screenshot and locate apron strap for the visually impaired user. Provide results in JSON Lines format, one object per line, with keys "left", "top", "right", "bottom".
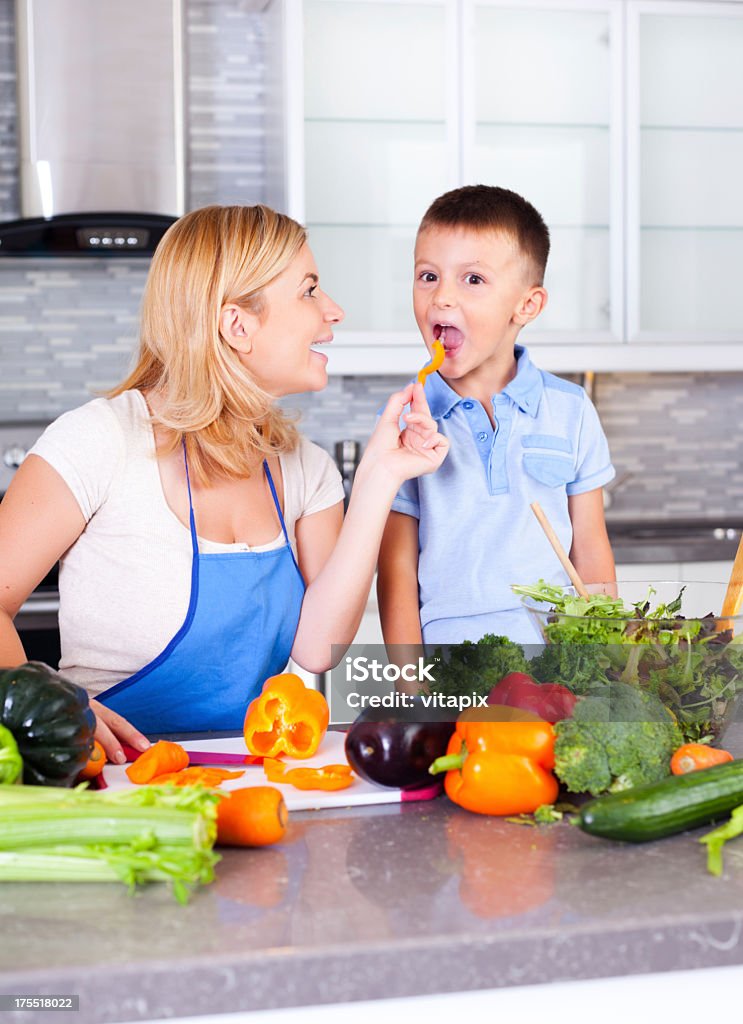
{"left": 181, "top": 441, "right": 303, "bottom": 582}
{"left": 263, "top": 459, "right": 303, "bottom": 579}
{"left": 182, "top": 440, "right": 199, "bottom": 557}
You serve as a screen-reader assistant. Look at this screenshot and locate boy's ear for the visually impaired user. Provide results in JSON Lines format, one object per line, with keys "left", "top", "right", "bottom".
{"left": 219, "top": 303, "right": 260, "bottom": 355}
{"left": 513, "top": 286, "right": 548, "bottom": 327}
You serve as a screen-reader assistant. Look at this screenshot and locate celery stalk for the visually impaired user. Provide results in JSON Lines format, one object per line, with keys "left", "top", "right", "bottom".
{"left": 0, "top": 805, "right": 209, "bottom": 849}
{"left": 0, "top": 783, "right": 221, "bottom": 903}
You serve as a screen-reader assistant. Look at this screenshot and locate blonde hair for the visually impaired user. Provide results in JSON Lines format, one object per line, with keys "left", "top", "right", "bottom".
{"left": 109, "top": 204, "right": 306, "bottom": 484}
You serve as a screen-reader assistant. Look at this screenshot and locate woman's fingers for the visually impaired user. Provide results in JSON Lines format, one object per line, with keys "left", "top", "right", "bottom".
{"left": 364, "top": 381, "right": 448, "bottom": 479}
{"left": 378, "top": 383, "right": 415, "bottom": 427}
{"left": 90, "top": 699, "right": 150, "bottom": 764}
{"left": 410, "top": 381, "right": 432, "bottom": 416}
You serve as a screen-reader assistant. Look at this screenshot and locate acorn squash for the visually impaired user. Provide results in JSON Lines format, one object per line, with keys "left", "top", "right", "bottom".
{"left": 0, "top": 662, "right": 96, "bottom": 786}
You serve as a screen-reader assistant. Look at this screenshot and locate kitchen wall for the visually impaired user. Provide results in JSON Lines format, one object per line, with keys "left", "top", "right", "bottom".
{"left": 0, "top": 0, "right": 741, "bottom": 521}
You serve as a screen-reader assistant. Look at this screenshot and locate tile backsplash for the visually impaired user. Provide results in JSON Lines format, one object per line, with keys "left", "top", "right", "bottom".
{"left": 0, "top": 0, "right": 741, "bottom": 521}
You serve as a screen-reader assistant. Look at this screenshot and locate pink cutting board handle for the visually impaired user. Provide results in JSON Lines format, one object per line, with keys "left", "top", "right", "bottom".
{"left": 400, "top": 781, "right": 443, "bottom": 802}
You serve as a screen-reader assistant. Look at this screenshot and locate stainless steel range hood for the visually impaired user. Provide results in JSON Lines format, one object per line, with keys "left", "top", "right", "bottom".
{"left": 0, "top": 0, "right": 185, "bottom": 257}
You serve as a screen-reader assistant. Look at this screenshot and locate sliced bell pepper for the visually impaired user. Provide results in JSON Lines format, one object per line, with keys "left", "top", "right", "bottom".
{"left": 264, "top": 757, "right": 354, "bottom": 791}
{"left": 417, "top": 339, "right": 445, "bottom": 385}
{"left": 488, "top": 672, "right": 577, "bottom": 723}
{"left": 150, "top": 766, "right": 245, "bottom": 787}
{"left": 430, "top": 719, "right": 558, "bottom": 816}
{"left": 0, "top": 723, "right": 23, "bottom": 785}
{"left": 244, "top": 673, "right": 329, "bottom": 759}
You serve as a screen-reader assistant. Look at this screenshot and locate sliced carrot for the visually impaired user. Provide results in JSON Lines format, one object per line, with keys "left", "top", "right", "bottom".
{"left": 670, "top": 742, "right": 734, "bottom": 775}
{"left": 215, "top": 786, "right": 288, "bottom": 847}
{"left": 125, "top": 740, "right": 189, "bottom": 784}
{"left": 77, "top": 739, "right": 107, "bottom": 780}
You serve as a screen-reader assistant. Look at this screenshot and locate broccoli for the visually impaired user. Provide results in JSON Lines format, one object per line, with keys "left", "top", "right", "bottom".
{"left": 553, "top": 681, "right": 683, "bottom": 796}
{"left": 425, "top": 634, "right": 528, "bottom": 700}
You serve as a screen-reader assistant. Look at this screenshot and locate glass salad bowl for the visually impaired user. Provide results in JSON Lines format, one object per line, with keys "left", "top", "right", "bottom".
{"left": 514, "top": 579, "right": 743, "bottom": 742}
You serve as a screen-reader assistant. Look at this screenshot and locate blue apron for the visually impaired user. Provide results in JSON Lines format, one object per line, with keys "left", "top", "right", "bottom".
{"left": 98, "top": 449, "right": 305, "bottom": 735}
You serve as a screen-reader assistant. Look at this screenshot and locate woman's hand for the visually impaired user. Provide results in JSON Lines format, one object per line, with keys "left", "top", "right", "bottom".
{"left": 90, "top": 699, "right": 150, "bottom": 765}
{"left": 361, "top": 382, "right": 449, "bottom": 486}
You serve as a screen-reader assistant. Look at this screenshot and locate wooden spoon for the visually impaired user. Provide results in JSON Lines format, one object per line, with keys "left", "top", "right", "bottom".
{"left": 530, "top": 501, "right": 590, "bottom": 598}
{"left": 721, "top": 531, "right": 743, "bottom": 620}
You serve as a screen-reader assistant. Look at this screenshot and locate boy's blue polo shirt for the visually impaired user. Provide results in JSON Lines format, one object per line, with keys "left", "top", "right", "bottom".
{"left": 391, "top": 345, "right": 615, "bottom": 644}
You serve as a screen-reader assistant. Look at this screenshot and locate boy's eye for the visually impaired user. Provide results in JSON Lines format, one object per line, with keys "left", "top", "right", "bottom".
{"left": 305, "top": 284, "right": 318, "bottom": 297}
{"left": 419, "top": 272, "right": 438, "bottom": 283}
{"left": 465, "top": 273, "right": 484, "bottom": 285}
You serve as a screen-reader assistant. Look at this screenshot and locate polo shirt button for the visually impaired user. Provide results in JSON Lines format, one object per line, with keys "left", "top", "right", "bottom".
{"left": 477, "top": 431, "right": 488, "bottom": 442}
{"left": 443, "top": 411, "right": 452, "bottom": 419}
{"left": 462, "top": 401, "right": 474, "bottom": 410}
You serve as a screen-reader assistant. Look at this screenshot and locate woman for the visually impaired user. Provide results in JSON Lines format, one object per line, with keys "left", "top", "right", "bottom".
{"left": 0, "top": 205, "right": 448, "bottom": 761}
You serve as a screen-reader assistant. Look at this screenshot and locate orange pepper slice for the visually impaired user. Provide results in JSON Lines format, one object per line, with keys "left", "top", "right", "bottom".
{"left": 150, "top": 766, "right": 245, "bottom": 787}
{"left": 416, "top": 339, "right": 445, "bottom": 385}
{"left": 264, "top": 757, "right": 354, "bottom": 791}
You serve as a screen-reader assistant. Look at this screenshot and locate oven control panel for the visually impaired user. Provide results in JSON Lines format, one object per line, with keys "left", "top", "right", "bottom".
{"left": 0, "top": 423, "right": 49, "bottom": 495}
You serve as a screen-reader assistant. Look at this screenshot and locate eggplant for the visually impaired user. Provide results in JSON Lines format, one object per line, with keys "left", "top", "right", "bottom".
{"left": 344, "top": 704, "right": 454, "bottom": 790}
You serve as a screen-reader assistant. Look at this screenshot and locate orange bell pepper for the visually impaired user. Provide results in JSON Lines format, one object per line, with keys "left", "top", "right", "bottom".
{"left": 264, "top": 757, "right": 354, "bottom": 791}
{"left": 244, "top": 673, "right": 329, "bottom": 759}
{"left": 430, "top": 720, "right": 558, "bottom": 816}
{"left": 417, "top": 339, "right": 445, "bottom": 385}
{"left": 151, "top": 766, "right": 245, "bottom": 787}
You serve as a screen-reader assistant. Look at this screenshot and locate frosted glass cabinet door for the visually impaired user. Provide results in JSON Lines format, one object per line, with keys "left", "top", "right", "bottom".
{"left": 630, "top": 2, "right": 743, "bottom": 338}
{"left": 466, "top": 1, "right": 620, "bottom": 338}
{"left": 303, "top": 0, "right": 453, "bottom": 331}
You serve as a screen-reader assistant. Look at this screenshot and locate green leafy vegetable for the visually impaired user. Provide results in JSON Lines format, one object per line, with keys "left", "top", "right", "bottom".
{"left": 0, "top": 783, "right": 221, "bottom": 903}
{"left": 513, "top": 579, "right": 743, "bottom": 740}
{"left": 699, "top": 804, "right": 743, "bottom": 877}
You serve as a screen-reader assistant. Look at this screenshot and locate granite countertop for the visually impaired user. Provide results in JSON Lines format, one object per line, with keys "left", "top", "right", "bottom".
{"left": 4, "top": 786, "right": 743, "bottom": 1023}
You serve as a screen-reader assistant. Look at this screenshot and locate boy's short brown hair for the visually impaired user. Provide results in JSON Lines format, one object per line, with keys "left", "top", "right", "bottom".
{"left": 418, "top": 184, "right": 550, "bottom": 285}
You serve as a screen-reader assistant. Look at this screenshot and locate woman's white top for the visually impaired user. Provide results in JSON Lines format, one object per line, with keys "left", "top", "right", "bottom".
{"left": 28, "top": 390, "right": 344, "bottom": 696}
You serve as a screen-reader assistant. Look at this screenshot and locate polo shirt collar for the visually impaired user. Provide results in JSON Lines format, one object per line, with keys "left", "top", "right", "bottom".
{"left": 503, "top": 345, "right": 543, "bottom": 417}
{"left": 424, "top": 344, "right": 544, "bottom": 420}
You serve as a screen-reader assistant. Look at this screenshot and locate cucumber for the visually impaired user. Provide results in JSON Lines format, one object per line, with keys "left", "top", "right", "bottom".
{"left": 579, "top": 760, "right": 743, "bottom": 842}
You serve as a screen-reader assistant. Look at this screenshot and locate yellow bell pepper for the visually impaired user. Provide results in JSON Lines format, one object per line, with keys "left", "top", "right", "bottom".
{"left": 243, "top": 673, "right": 329, "bottom": 759}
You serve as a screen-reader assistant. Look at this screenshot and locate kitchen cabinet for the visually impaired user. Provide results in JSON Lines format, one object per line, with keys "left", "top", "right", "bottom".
{"left": 616, "top": 560, "right": 733, "bottom": 584}
{"left": 466, "top": 0, "right": 622, "bottom": 343}
{"left": 266, "top": 0, "right": 458, "bottom": 358}
{"left": 266, "top": 0, "right": 743, "bottom": 374}
{"left": 627, "top": 1, "right": 743, "bottom": 343}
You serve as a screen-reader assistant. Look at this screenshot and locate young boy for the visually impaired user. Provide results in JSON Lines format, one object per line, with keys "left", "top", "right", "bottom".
{"left": 378, "top": 185, "right": 616, "bottom": 646}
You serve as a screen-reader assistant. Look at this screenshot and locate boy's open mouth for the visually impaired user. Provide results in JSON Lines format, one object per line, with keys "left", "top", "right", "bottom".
{"left": 433, "top": 323, "right": 464, "bottom": 352}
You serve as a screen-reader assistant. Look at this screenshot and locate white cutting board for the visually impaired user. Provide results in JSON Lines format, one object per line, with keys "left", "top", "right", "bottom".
{"left": 102, "top": 731, "right": 441, "bottom": 811}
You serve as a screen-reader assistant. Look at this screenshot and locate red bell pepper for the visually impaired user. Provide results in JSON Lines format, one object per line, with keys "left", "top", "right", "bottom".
{"left": 487, "top": 672, "right": 577, "bottom": 723}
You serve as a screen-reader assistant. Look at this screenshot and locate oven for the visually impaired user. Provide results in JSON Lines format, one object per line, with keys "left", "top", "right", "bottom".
{"left": 13, "top": 564, "right": 61, "bottom": 668}
{"left": 1, "top": 421, "right": 60, "bottom": 669}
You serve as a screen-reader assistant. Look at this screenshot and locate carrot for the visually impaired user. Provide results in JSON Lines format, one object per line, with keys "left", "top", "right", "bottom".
{"left": 671, "top": 742, "right": 734, "bottom": 775}
{"left": 77, "top": 740, "right": 107, "bottom": 781}
{"left": 215, "top": 786, "right": 288, "bottom": 847}
{"left": 152, "top": 767, "right": 245, "bottom": 787}
{"left": 125, "top": 740, "right": 189, "bottom": 784}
